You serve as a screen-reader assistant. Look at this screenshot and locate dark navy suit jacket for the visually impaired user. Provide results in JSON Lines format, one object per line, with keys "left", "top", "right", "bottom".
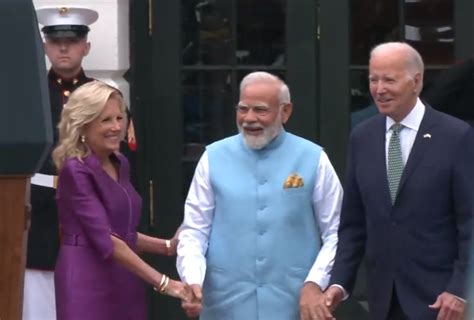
{"left": 329, "top": 105, "right": 474, "bottom": 319}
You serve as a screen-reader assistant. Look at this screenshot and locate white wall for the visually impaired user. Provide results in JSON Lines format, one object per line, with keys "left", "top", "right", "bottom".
{"left": 32, "top": 0, "right": 130, "bottom": 105}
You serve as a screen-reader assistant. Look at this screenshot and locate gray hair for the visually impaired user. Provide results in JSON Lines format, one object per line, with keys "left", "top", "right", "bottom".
{"left": 239, "top": 71, "right": 291, "bottom": 104}
{"left": 371, "top": 42, "right": 424, "bottom": 77}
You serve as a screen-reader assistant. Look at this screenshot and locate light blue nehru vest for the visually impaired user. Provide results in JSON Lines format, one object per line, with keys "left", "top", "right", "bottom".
{"left": 202, "top": 130, "right": 322, "bottom": 320}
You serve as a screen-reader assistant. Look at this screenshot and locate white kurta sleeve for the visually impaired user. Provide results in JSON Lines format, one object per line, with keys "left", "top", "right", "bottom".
{"left": 176, "top": 151, "right": 215, "bottom": 285}
{"left": 304, "top": 151, "right": 343, "bottom": 289}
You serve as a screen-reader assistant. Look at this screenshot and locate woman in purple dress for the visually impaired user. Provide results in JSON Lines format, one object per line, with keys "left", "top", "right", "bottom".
{"left": 51, "top": 81, "right": 192, "bottom": 319}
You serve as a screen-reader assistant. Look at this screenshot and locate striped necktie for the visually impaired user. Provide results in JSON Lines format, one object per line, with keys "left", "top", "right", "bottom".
{"left": 388, "top": 123, "right": 404, "bottom": 204}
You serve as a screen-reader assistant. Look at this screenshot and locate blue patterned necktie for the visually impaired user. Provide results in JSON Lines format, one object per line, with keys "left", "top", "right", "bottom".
{"left": 388, "top": 123, "right": 404, "bottom": 204}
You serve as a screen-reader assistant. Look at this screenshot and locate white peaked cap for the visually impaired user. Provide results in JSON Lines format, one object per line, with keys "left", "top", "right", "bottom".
{"left": 36, "top": 6, "right": 98, "bottom": 27}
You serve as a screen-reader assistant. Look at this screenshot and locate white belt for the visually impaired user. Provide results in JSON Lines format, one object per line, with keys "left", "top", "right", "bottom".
{"left": 31, "top": 173, "right": 58, "bottom": 189}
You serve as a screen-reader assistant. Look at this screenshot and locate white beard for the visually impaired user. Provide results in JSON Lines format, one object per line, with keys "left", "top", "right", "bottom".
{"left": 238, "top": 113, "right": 283, "bottom": 150}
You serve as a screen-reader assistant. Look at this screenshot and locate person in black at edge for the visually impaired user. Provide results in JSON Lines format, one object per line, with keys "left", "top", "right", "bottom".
{"left": 422, "top": 56, "right": 474, "bottom": 125}
{"left": 24, "top": 6, "right": 98, "bottom": 320}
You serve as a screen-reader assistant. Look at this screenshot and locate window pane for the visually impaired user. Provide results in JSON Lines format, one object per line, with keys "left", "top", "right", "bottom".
{"left": 237, "top": 0, "right": 286, "bottom": 66}
{"left": 350, "top": 69, "right": 375, "bottom": 129}
{"left": 182, "top": 71, "right": 236, "bottom": 145}
{"left": 181, "top": 1, "right": 233, "bottom": 65}
{"left": 181, "top": 70, "right": 236, "bottom": 193}
{"left": 351, "top": 0, "right": 400, "bottom": 65}
{"left": 404, "top": 0, "right": 454, "bottom": 65}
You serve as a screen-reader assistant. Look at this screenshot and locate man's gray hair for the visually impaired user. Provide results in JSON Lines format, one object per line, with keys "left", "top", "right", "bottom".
{"left": 370, "top": 42, "right": 424, "bottom": 77}
{"left": 240, "top": 71, "right": 291, "bottom": 104}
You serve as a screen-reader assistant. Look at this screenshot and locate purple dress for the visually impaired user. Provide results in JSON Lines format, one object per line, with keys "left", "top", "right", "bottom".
{"left": 55, "top": 153, "right": 147, "bottom": 320}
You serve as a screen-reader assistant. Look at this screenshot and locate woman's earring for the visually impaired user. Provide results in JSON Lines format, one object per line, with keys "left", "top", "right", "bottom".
{"left": 80, "top": 135, "right": 86, "bottom": 143}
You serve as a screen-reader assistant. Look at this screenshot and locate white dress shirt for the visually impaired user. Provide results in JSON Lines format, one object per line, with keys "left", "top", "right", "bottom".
{"left": 177, "top": 148, "right": 343, "bottom": 290}
{"left": 385, "top": 98, "right": 425, "bottom": 168}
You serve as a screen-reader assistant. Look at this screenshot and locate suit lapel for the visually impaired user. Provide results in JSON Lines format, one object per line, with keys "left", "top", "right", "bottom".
{"left": 397, "top": 106, "right": 438, "bottom": 197}
{"left": 373, "top": 116, "right": 393, "bottom": 208}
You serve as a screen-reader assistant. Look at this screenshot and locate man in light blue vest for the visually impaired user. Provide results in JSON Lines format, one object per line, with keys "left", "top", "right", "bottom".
{"left": 177, "top": 71, "right": 343, "bottom": 320}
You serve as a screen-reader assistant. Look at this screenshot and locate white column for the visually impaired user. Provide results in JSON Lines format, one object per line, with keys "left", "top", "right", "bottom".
{"left": 33, "top": 0, "right": 130, "bottom": 105}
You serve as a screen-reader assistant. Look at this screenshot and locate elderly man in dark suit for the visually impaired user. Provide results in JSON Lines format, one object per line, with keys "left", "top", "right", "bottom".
{"left": 314, "top": 42, "right": 474, "bottom": 320}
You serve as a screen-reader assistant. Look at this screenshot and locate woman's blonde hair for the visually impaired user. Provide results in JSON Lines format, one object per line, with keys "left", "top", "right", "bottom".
{"left": 52, "top": 80, "right": 126, "bottom": 170}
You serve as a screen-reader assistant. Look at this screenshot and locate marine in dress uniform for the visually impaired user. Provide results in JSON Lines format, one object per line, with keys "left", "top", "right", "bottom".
{"left": 23, "top": 6, "right": 98, "bottom": 320}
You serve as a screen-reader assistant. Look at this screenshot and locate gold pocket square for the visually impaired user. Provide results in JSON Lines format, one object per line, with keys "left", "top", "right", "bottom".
{"left": 283, "top": 173, "right": 304, "bottom": 189}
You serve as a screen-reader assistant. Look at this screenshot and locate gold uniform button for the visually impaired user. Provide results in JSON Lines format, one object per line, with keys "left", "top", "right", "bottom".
{"left": 63, "top": 90, "right": 70, "bottom": 97}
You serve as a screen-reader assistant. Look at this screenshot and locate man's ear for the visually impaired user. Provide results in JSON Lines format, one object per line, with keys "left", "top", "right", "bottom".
{"left": 43, "top": 41, "right": 49, "bottom": 54}
{"left": 414, "top": 72, "right": 422, "bottom": 92}
{"left": 281, "top": 102, "right": 293, "bottom": 124}
{"left": 84, "top": 42, "right": 91, "bottom": 56}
